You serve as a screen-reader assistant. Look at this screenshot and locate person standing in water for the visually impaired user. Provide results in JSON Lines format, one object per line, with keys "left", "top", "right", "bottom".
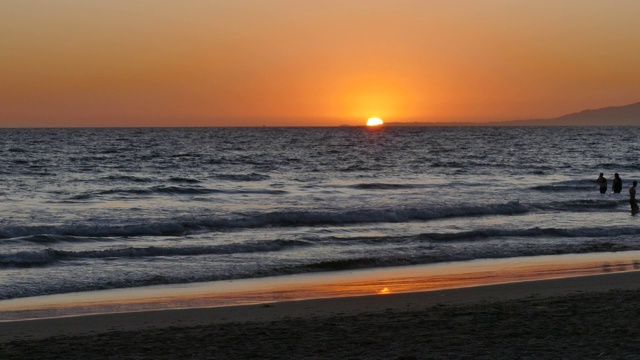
{"left": 597, "top": 173, "right": 607, "bottom": 194}
{"left": 612, "top": 173, "right": 623, "bottom": 194}
{"left": 630, "top": 181, "right": 639, "bottom": 215}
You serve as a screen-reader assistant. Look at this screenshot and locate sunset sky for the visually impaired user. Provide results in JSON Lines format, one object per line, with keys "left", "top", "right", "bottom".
{"left": 2, "top": 0, "right": 640, "bottom": 127}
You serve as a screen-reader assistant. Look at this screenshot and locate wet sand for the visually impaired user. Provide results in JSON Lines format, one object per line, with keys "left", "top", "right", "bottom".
{"left": 3, "top": 250, "right": 640, "bottom": 322}
{"left": 2, "top": 270, "right": 640, "bottom": 359}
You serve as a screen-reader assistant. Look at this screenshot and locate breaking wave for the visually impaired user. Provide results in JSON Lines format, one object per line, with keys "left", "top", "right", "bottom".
{"left": 0, "top": 201, "right": 529, "bottom": 239}
{"left": 0, "top": 240, "right": 312, "bottom": 268}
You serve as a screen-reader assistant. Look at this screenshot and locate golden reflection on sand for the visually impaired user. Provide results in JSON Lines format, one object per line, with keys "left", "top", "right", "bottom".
{"left": 3, "top": 251, "right": 640, "bottom": 321}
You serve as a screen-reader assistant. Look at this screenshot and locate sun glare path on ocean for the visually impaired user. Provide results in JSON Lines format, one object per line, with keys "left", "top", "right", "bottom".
{"left": 366, "top": 117, "right": 384, "bottom": 126}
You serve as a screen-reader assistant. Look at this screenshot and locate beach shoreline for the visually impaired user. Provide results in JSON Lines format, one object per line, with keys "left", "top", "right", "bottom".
{"left": 3, "top": 250, "right": 640, "bottom": 323}
{"left": 3, "top": 270, "right": 640, "bottom": 358}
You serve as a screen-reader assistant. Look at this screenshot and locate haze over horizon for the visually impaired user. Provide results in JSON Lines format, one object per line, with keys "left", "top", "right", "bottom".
{"left": 2, "top": 1, "right": 640, "bottom": 127}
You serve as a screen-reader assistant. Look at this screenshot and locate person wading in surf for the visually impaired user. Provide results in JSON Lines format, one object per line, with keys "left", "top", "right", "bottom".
{"left": 630, "top": 181, "right": 639, "bottom": 215}
{"left": 612, "top": 173, "right": 623, "bottom": 194}
{"left": 597, "top": 173, "right": 607, "bottom": 194}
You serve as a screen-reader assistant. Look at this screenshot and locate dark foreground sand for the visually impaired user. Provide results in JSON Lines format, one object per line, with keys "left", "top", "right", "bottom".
{"left": 3, "top": 272, "right": 640, "bottom": 359}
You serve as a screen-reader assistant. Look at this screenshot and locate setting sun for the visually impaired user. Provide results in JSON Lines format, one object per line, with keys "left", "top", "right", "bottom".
{"left": 366, "top": 118, "right": 384, "bottom": 126}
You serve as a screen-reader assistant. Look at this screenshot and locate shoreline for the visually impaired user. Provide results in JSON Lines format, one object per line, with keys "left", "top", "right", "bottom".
{"left": 3, "top": 271, "right": 640, "bottom": 358}
{"left": 3, "top": 270, "right": 640, "bottom": 338}
{"left": 2, "top": 250, "right": 640, "bottom": 322}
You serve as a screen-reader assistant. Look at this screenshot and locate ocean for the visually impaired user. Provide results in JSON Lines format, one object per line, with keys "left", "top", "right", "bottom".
{"left": 1, "top": 126, "right": 640, "bottom": 302}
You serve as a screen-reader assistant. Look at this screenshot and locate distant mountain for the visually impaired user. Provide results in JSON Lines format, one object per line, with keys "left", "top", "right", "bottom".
{"left": 387, "top": 101, "right": 640, "bottom": 126}
{"left": 499, "top": 102, "right": 640, "bottom": 126}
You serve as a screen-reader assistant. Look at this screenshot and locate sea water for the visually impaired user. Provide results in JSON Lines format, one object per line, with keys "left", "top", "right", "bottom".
{"left": 1, "top": 126, "right": 640, "bottom": 301}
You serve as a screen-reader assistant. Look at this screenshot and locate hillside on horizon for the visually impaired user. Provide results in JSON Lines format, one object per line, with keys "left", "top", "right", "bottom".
{"left": 388, "top": 102, "right": 640, "bottom": 126}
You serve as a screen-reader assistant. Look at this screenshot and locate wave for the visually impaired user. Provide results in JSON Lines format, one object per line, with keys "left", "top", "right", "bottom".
{"left": 596, "top": 163, "right": 640, "bottom": 171}
{"left": 3, "top": 238, "right": 639, "bottom": 300}
{"left": 535, "top": 199, "right": 622, "bottom": 212}
{"left": 144, "top": 186, "right": 216, "bottom": 195}
{"left": 169, "top": 177, "right": 201, "bottom": 184}
{"left": 349, "top": 183, "right": 423, "bottom": 190}
{"left": 531, "top": 185, "right": 594, "bottom": 192}
{"left": 279, "top": 243, "right": 638, "bottom": 275}
{"left": 531, "top": 179, "right": 596, "bottom": 192}
{"left": 67, "top": 193, "right": 95, "bottom": 201}
{"left": 0, "top": 221, "right": 196, "bottom": 240}
{"left": 245, "top": 202, "right": 528, "bottom": 227}
{"left": 101, "top": 175, "right": 202, "bottom": 184}
{"left": 0, "top": 240, "right": 312, "bottom": 268}
{"left": 14, "top": 223, "right": 633, "bottom": 249}
{"left": 102, "top": 175, "right": 154, "bottom": 183}
{"left": 72, "top": 186, "right": 287, "bottom": 197}
{"left": 294, "top": 257, "right": 390, "bottom": 271}
{"left": 418, "top": 226, "right": 640, "bottom": 242}
{"left": 9, "top": 234, "right": 97, "bottom": 244}
{"left": 215, "top": 173, "right": 270, "bottom": 181}
{"left": 0, "top": 201, "right": 528, "bottom": 239}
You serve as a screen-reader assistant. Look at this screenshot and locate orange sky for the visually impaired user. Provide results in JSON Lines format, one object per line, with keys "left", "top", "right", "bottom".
{"left": 2, "top": 0, "right": 640, "bottom": 127}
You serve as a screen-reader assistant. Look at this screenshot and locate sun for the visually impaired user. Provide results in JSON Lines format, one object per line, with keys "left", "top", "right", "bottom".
{"left": 366, "top": 117, "right": 384, "bottom": 126}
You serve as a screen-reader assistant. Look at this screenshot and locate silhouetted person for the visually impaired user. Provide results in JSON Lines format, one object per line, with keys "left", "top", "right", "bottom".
{"left": 613, "top": 173, "right": 623, "bottom": 193}
{"left": 630, "top": 181, "right": 639, "bottom": 215}
{"left": 597, "top": 173, "right": 607, "bottom": 194}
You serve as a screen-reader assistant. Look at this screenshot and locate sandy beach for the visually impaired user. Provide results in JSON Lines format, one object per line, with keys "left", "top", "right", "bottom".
{"left": 2, "top": 270, "right": 640, "bottom": 359}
